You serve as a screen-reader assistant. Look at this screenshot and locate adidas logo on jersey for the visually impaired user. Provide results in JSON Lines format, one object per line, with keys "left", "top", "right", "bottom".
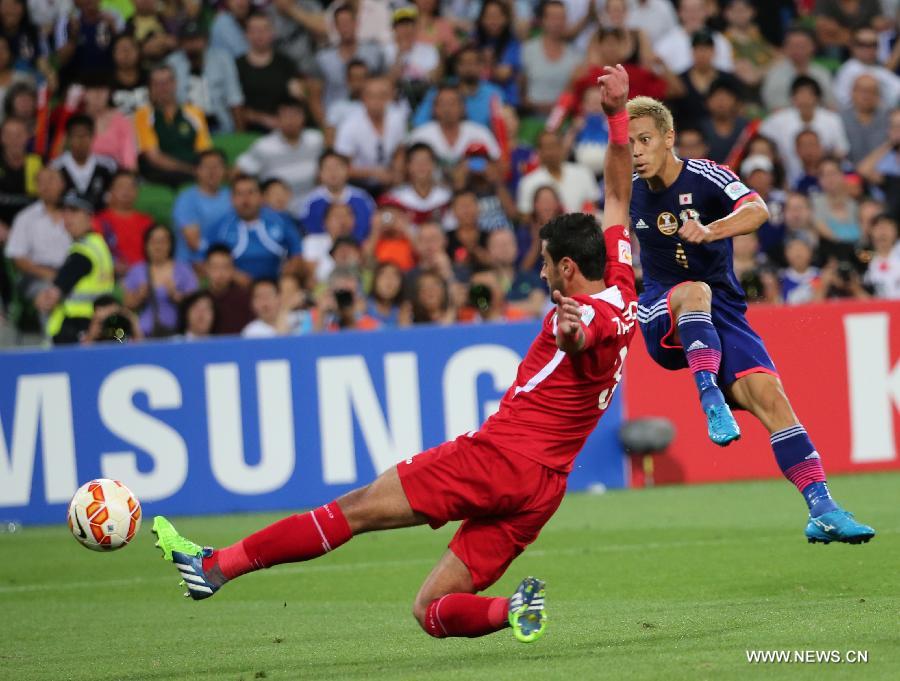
{"left": 686, "top": 340, "right": 708, "bottom": 351}
{"left": 635, "top": 219, "right": 649, "bottom": 229}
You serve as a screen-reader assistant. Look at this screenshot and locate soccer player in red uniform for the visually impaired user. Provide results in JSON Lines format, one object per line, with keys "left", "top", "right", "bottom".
{"left": 152, "top": 66, "right": 638, "bottom": 644}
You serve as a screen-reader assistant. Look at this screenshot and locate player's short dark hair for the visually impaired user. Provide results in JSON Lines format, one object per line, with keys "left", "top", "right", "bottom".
{"left": 66, "top": 113, "right": 95, "bottom": 135}
{"left": 790, "top": 75, "right": 822, "bottom": 99}
{"left": 539, "top": 213, "right": 606, "bottom": 281}
{"left": 205, "top": 243, "right": 233, "bottom": 260}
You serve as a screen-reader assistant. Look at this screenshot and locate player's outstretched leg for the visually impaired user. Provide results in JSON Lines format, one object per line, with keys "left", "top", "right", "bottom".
{"left": 729, "top": 374, "right": 876, "bottom": 545}
{"left": 153, "top": 468, "right": 425, "bottom": 599}
{"left": 670, "top": 282, "right": 740, "bottom": 446}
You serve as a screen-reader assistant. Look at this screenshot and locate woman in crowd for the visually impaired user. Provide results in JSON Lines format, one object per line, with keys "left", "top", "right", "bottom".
{"left": 178, "top": 290, "right": 217, "bottom": 340}
{"left": 81, "top": 73, "right": 137, "bottom": 170}
{"left": 811, "top": 158, "right": 860, "bottom": 244}
{"left": 123, "top": 224, "right": 199, "bottom": 338}
{"left": 410, "top": 269, "right": 455, "bottom": 325}
{"left": 366, "top": 261, "right": 406, "bottom": 327}
{"left": 110, "top": 33, "right": 148, "bottom": 115}
{"left": 474, "top": 0, "right": 521, "bottom": 105}
{"left": 517, "top": 185, "right": 563, "bottom": 273}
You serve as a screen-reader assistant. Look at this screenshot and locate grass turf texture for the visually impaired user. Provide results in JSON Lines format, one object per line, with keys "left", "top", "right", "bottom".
{"left": 2, "top": 472, "right": 896, "bottom": 681}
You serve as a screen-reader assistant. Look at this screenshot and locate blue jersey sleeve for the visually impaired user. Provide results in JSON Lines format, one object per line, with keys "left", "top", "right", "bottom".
{"left": 689, "top": 160, "right": 757, "bottom": 220}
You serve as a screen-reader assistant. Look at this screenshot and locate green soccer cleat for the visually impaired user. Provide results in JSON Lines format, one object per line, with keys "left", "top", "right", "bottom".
{"left": 151, "top": 516, "right": 221, "bottom": 600}
{"left": 508, "top": 577, "right": 546, "bottom": 643}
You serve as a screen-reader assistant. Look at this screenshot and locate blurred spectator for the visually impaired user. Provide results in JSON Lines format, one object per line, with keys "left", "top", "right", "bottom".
{"left": 698, "top": 79, "right": 748, "bottom": 163}
{"left": 0, "top": 116, "right": 41, "bottom": 230}
{"left": 741, "top": 154, "right": 786, "bottom": 258}
{"left": 279, "top": 269, "right": 315, "bottom": 328}
{"left": 266, "top": 0, "right": 327, "bottom": 82}
{"left": 569, "top": 86, "right": 610, "bottom": 177}
{"left": 627, "top": 0, "right": 679, "bottom": 45}
{"left": 454, "top": 147, "right": 515, "bottom": 231}
{"left": 864, "top": 213, "right": 900, "bottom": 298}
{"left": 813, "top": 256, "right": 870, "bottom": 301}
{"left": 858, "top": 196, "right": 885, "bottom": 245}
{"left": 857, "top": 108, "right": 900, "bottom": 220}
{"left": 242, "top": 275, "right": 314, "bottom": 338}
{"left": 50, "top": 113, "right": 116, "bottom": 210}
{"left": 0, "top": 35, "right": 33, "bottom": 120}
{"left": 833, "top": 27, "right": 900, "bottom": 111}
{"left": 732, "top": 231, "right": 779, "bottom": 303}
{"left": 385, "top": 8, "right": 439, "bottom": 113}
{"left": 316, "top": 2, "right": 384, "bottom": 112}
{"left": 654, "top": 0, "right": 734, "bottom": 75}
{"left": 384, "top": 142, "right": 450, "bottom": 225}
{"left": 324, "top": 0, "right": 392, "bottom": 49}
{"left": 521, "top": 0, "right": 580, "bottom": 115}
{"left": 814, "top": 0, "right": 881, "bottom": 55}
{"left": 125, "top": 0, "right": 177, "bottom": 64}
{"left": 173, "top": 149, "right": 232, "bottom": 263}
{"left": 486, "top": 228, "right": 546, "bottom": 319}
{"left": 81, "top": 72, "right": 137, "bottom": 170}
{"left": 517, "top": 130, "right": 599, "bottom": 216}
{"left": 408, "top": 219, "right": 468, "bottom": 288}
{"left": 3, "top": 79, "right": 33, "bottom": 129}
{"left": 178, "top": 289, "right": 216, "bottom": 340}
{"left": 500, "top": 105, "right": 537, "bottom": 195}
{"left": 841, "top": 74, "right": 890, "bottom": 165}
{"left": 473, "top": 0, "right": 521, "bottom": 106}
{"left": 123, "top": 223, "right": 199, "bottom": 337}
{"left": 413, "top": 43, "right": 505, "bottom": 128}
{"left": 365, "top": 202, "right": 415, "bottom": 271}
{"left": 210, "top": 0, "right": 250, "bottom": 59}
{"left": 722, "top": 0, "right": 776, "bottom": 90}
{"left": 460, "top": 268, "right": 528, "bottom": 323}
{"left": 315, "top": 265, "right": 380, "bottom": 332}
{"left": 671, "top": 29, "right": 743, "bottom": 132}
{"left": 793, "top": 129, "right": 825, "bottom": 195}
{"left": 1, "top": 0, "right": 50, "bottom": 77}
{"left": 6, "top": 167, "right": 68, "bottom": 306}
{"left": 601, "top": 0, "right": 654, "bottom": 68}
{"left": 783, "top": 191, "right": 832, "bottom": 249}
{"left": 203, "top": 175, "right": 304, "bottom": 280}
{"left": 410, "top": 268, "right": 455, "bottom": 325}
{"left": 811, "top": 157, "right": 860, "bottom": 244}
{"left": 759, "top": 75, "right": 849, "bottom": 184}
{"left": 236, "top": 96, "right": 323, "bottom": 197}
{"left": 93, "top": 170, "right": 153, "bottom": 272}
{"left": 80, "top": 294, "right": 142, "bottom": 345}
{"left": 744, "top": 134, "right": 786, "bottom": 188}
{"left": 334, "top": 76, "right": 407, "bottom": 194}
{"left": 761, "top": 26, "right": 834, "bottom": 111}
{"left": 676, "top": 127, "right": 710, "bottom": 160}
{"left": 110, "top": 33, "right": 148, "bottom": 115}
{"left": 780, "top": 234, "right": 820, "bottom": 305}
{"left": 204, "top": 243, "right": 253, "bottom": 334}
{"left": 135, "top": 64, "right": 212, "bottom": 187}
{"left": 330, "top": 234, "right": 363, "bottom": 276}
{"left": 446, "top": 189, "right": 490, "bottom": 270}
{"left": 53, "top": 0, "right": 122, "bottom": 89}
{"left": 412, "top": 0, "right": 459, "bottom": 55}
{"left": 303, "top": 201, "right": 356, "bottom": 283}
{"left": 35, "top": 192, "right": 114, "bottom": 344}
{"left": 409, "top": 84, "right": 501, "bottom": 169}
{"left": 325, "top": 58, "right": 368, "bottom": 135}
{"left": 166, "top": 21, "right": 244, "bottom": 134}
{"left": 517, "top": 184, "right": 563, "bottom": 274}
{"left": 237, "top": 12, "right": 303, "bottom": 134}
{"left": 262, "top": 178, "right": 296, "bottom": 226}
{"left": 366, "top": 261, "right": 406, "bottom": 326}
{"left": 295, "top": 150, "right": 375, "bottom": 241}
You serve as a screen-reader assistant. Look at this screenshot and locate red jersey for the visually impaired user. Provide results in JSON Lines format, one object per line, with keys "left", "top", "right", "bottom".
{"left": 476, "top": 225, "right": 638, "bottom": 473}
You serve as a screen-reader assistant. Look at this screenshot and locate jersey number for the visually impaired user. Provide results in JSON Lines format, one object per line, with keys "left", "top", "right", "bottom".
{"left": 675, "top": 242, "right": 689, "bottom": 269}
{"left": 598, "top": 346, "right": 628, "bottom": 411}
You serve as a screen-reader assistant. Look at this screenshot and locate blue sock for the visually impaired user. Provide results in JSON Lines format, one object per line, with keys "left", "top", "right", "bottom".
{"left": 770, "top": 425, "right": 838, "bottom": 516}
{"left": 677, "top": 311, "right": 724, "bottom": 411}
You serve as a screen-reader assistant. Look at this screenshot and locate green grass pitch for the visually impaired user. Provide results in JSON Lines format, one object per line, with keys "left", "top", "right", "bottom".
{"left": 2, "top": 472, "right": 896, "bottom": 681}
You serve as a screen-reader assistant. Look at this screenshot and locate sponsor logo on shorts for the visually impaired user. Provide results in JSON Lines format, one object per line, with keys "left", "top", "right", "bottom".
{"left": 657, "top": 212, "right": 678, "bottom": 236}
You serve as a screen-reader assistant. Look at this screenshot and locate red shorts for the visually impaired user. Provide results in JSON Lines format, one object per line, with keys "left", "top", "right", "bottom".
{"left": 397, "top": 434, "right": 567, "bottom": 591}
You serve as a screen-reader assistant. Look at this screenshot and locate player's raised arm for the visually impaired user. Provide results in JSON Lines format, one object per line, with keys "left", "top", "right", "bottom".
{"left": 598, "top": 65, "right": 631, "bottom": 232}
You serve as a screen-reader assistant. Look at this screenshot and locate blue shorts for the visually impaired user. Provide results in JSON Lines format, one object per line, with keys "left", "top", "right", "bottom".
{"left": 637, "top": 282, "right": 778, "bottom": 386}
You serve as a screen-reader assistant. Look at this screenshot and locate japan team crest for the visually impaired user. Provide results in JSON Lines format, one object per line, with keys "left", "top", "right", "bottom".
{"left": 657, "top": 212, "right": 678, "bottom": 236}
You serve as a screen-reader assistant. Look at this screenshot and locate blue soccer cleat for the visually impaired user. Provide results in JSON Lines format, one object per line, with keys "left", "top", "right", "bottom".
{"left": 508, "top": 577, "right": 546, "bottom": 643}
{"left": 805, "top": 509, "right": 876, "bottom": 545}
{"left": 152, "top": 516, "right": 221, "bottom": 600}
{"left": 706, "top": 402, "right": 741, "bottom": 446}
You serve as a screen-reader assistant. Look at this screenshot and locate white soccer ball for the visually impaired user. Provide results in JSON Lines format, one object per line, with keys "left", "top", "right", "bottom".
{"left": 67, "top": 479, "right": 142, "bottom": 551}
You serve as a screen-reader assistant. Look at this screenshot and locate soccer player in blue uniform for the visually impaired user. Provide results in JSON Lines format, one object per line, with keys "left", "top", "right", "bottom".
{"left": 626, "top": 97, "right": 874, "bottom": 545}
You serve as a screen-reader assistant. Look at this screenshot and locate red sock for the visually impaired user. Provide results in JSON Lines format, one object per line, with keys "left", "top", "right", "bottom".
{"left": 205, "top": 502, "right": 352, "bottom": 580}
{"left": 424, "top": 594, "right": 509, "bottom": 638}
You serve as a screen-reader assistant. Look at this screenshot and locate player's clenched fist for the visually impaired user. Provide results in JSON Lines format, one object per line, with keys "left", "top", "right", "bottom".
{"left": 678, "top": 219, "right": 712, "bottom": 244}
{"left": 597, "top": 64, "right": 629, "bottom": 115}
{"left": 552, "top": 290, "right": 584, "bottom": 338}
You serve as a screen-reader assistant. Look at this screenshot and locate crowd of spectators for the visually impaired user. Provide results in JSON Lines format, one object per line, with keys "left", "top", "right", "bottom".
{"left": 2, "top": 0, "right": 900, "bottom": 346}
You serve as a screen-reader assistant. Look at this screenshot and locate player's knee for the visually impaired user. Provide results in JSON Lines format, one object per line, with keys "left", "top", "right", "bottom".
{"left": 673, "top": 281, "right": 712, "bottom": 315}
{"left": 334, "top": 484, "right": 374, "bottom": 533}
{"left": 412, "top": 599, "right": 428, "bottom": 629}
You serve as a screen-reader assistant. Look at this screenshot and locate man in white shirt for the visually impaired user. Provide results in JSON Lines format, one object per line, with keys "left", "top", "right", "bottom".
{"left": 236, "top": 96, "right": 324, "bottom": 197}
{"left": 759, "top": 75, "right": 849, "bottom": 184}
{"left": 833, "top": 27, "right": 900, "bottom": 110}
{"left": 653, "top": 0, "right": 733, "bottom": 75}
{"left": 516, "top": 130, "right": 600, "bottom": 217}
{"left": 865, "top": 213, "right": 900, "bottom": 299}
{"left": 334, "top": 76, "right": 408, "bottom": 194}
{"left": 761, "top": 26, "right": 835, "bottom": 111}
{"left": 407, "top": 84, "right": 501, "bottom": 169}
{"left": 627, "top": 0, "right": 679, "bottom": 45}
{"left": 6, "top": 167, "right": 71, "bottom": 302}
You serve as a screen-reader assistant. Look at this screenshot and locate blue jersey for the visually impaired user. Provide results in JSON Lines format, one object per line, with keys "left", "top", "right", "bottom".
{"left": 630, "top": 158, "right": 758, "bottom": 301}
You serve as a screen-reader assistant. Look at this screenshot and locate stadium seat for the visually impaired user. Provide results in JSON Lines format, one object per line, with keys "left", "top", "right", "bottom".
{"left": 212, "top": 131, "right": 262, "bottom": 165}
{"left": 135, "top": 183, "right": 177, "bottom": 227}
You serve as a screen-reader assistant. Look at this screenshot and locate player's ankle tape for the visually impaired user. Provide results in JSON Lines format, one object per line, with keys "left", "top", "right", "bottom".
{"left": 608, "top": 110, "right": 629, "bottom": 145}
